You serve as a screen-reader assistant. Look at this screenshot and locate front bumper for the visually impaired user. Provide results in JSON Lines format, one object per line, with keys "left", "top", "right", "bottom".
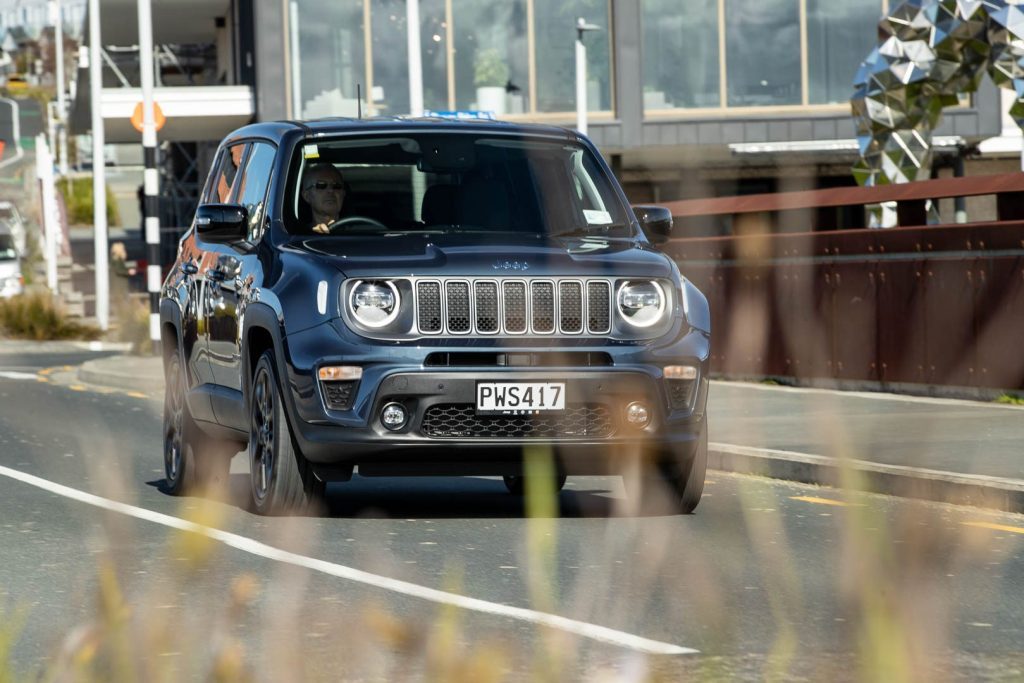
{"left": 278, "top": 323, "right": 711, "bottom": 476}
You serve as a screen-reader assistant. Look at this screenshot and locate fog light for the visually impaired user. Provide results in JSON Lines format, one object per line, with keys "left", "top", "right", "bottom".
{"left": 625, "top": 401, "right": 651, "bottom": 428}
{"left": 664, "top": 365, "right": 697, "bottom": 380}
{"left": 381, "top": 402, "right": 408, "bottom": 430}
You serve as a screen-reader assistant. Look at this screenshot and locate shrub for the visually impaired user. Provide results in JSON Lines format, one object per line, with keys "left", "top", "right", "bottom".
{"left": 57, "top": 177, "right": 121, "bottom": 226}
{"left": 0, "top": 293, "right": 99, "bottom": 340}
{"left": 473, "top": 48, "right": 509, "bottom": 88}
{"left": 110, "top": 283, "right": 153, "bottom": 355}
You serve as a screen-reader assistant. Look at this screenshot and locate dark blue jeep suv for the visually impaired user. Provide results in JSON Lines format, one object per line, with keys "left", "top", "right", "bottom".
{"left": 160, "top": 119, "right": 711, "bottom": 515}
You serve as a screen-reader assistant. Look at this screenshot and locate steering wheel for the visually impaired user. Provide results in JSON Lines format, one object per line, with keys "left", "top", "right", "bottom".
{"left": 327, "top": 215, "right": 388, "bottom": 232}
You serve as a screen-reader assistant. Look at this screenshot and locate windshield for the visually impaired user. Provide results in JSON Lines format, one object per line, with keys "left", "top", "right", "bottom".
{"left": 0, "top": 234, "right": 16, "bottom": 260}
{"left": 284, "top": 133, "right": 631, "bottom": 238}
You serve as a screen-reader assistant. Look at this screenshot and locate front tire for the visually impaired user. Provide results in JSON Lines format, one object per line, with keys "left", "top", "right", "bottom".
{"left": 626, "top": 426, "right": 708, "bottom": 515}
{"left": 163, "top": 351, "right": 234, "bottom": 496}
{"left": 249, "top": 351, "right": 326, "bottom": 515}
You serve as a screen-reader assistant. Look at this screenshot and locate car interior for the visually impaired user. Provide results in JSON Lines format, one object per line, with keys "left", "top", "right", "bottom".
{"left": 286, "top": 136, "right": 625, "bottom": 237}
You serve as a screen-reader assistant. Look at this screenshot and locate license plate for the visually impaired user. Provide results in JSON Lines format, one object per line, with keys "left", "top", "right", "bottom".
{"left": 476, "top": 382, "right": 565, "bottom": 415}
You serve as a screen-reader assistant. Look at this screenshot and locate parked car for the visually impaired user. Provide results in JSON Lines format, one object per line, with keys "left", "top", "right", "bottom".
{"left": 0, "top": 201, "right": 26, "bottom": 255}
{"left": 160, "top": 119, "right": 711, "bottom": 515}
{"left": 0, "top": 229, "right": 23, "bottom": 299}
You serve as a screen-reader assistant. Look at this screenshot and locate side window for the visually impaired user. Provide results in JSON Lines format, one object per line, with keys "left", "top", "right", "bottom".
{"left": 202, "top": 143, "right": 248, "bottom": 204}
{"left": 235, "top": 142, "right": 277, "bottom": 241}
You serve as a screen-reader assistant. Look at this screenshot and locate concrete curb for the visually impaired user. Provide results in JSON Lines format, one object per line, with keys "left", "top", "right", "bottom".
{"left": 0, "top": 340, "right": 134, "bottom": 354}
{"left": 709, "top": 443, "right": 1024, "bottom": 514}
{"left": 77, "top": 357, "right": 163, "bottom": 393}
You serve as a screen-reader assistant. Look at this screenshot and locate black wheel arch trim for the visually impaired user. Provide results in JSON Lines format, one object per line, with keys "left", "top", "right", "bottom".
{"left": 159, "top": 298, "right": 185, "bottom": 369}
{"left": 241, "top": 302, "right": 298, "bottom": 429}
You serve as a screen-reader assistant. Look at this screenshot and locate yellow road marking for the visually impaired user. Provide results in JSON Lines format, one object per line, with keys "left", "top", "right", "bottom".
{"left": 962, "top": 521, "right": 1024, "bottom": 535}
{"left": 69, "top": 385, "right": 86, "bottom": 392}
{"left": 36, "top": 376, "right": 49, "bottom": 383}
{"left": 126, "top": 391, "right": 148, "bottom": 399}
{"left": 789, "top": 495, "right": 860, "bottom": 507}
{"left": 39, "top": 367, "right": 56, "bottom": 376}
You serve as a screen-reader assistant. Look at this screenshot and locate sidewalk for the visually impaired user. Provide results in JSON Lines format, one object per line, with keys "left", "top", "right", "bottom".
{"left": 75, "top": 354, "right": 1024, "bottom": 512}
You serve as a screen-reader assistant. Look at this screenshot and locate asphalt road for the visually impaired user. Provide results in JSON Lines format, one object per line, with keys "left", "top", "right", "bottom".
{"left": 2, "top": 350, "right": 1024, "bottom": 681}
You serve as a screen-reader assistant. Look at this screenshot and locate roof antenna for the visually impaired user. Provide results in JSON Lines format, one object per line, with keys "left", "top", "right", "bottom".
{"left": 357, "top": 84, "right": 363, "bottom": 119}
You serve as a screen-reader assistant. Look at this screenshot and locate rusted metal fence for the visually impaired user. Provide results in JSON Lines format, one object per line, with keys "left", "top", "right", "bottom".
{"left": 660, "top": 176, "right": 1024, "bottom": 392}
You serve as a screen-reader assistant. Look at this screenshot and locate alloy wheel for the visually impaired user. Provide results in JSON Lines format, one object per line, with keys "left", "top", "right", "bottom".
{"left": 250, "top": 368, "right": 276, "bottom": 504}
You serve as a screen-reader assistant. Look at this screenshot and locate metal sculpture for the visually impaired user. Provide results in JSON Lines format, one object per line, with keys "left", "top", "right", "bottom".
{"left": 852, "top": 0, "right": 1024, "bottom": 188}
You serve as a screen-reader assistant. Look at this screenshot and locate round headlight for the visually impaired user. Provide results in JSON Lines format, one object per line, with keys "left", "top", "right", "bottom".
{"left": 617, "top": 280, "right": 666, "bottom": 328}
{"left": 349, "top": 280, "right": 400, "bottom": 328}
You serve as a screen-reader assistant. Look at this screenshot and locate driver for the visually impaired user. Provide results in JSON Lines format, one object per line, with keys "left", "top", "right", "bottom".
{"left": 301, "top": 163, "right": 347, "bottom": 234}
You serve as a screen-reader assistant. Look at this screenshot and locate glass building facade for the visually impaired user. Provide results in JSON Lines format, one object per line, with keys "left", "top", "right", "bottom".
{"left": 641, "top": 0, "right": 886, "bottom": 113}
{"left": 288, "top": 0, "right": 890, "bottom": 119}
{"left": 290, "top": 0, "right": 612, "bottom": 119}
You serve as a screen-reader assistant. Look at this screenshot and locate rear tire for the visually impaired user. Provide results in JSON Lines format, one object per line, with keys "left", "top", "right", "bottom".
{"left": 503, "top": 473, "right": 567, "bottom": 496}
{"left": 163, "top": 351, "right": 235, "bottom": 497}
{"left": 249, "top": 351, "right": 326, "bottom": 515}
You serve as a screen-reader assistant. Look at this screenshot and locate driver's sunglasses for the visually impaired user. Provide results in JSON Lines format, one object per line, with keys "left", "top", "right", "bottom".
{"left": 310, "top": 181, "right": 344, "bottom": 190}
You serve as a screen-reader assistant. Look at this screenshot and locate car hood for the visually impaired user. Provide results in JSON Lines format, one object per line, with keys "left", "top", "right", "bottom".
{"left": 294, "top": 233, "right": 674, "bottom": 279}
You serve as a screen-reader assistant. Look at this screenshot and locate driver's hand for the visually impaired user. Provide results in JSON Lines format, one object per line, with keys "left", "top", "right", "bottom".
{"left": 312, "top": 223, "right": 330, "bottom": 235}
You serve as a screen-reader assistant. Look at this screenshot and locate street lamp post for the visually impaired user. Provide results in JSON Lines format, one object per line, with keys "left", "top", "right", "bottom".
{"left": 88, "top": 0, "right": 109, "bottom": 331}
{"left": 51, "top": 0, "right": 68, "bottom": 176}
{"left": 575, "top": 18, "right": 601, "bottom": 137}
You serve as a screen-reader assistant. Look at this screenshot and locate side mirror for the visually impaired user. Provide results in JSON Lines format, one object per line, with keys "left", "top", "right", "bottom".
{"left": 632, "top": 205, "right": 673, "bottom": 244}
{"left": 195, "top": 204, "right": 248, "bottom": 244}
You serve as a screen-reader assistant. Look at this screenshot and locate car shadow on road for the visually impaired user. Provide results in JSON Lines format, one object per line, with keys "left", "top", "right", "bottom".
{"left": 151, "top": 473, "right": 637, "bottom": 519}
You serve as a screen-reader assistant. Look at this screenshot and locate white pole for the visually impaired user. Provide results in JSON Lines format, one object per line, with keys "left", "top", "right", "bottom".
{"left": 36, "top": 134, "right": 58, "bottom": 291}
{"left": 138, "top": 0, "right": 160, "bottom": 348}
{"left": 289, "top": 1, "right": 301, "bottom": 118}
{"left": 407, "top": 0, "right": 423, "bottom": 117}
{"left": 575, "top": 20, "right": 587, "bottom": 136}
{"left": 53, "top": 0, "right": 68, "bottom": 176}
{"left": 89, "top": 0, "right": 108, "bottom": 330}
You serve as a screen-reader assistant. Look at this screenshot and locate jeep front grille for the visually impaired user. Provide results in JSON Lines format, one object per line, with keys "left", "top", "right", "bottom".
{"left": 420, "top": 403, "right": 616, "bottom": 439}
{"left": 415, "top": 278, "right": 612, "bottom": 336}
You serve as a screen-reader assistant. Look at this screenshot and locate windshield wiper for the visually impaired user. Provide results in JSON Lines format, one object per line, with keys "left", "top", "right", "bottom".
{"left": 555, "top": 224, "right": 628, "bottom": 238}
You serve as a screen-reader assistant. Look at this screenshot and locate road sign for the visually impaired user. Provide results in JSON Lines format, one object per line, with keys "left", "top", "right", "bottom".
{"left": 131, "top": 101, "right": 165, "bottom": 133}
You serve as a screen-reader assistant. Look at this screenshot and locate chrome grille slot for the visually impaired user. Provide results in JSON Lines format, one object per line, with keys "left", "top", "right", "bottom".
{"left": 416, "top": 281, "right": 443, "bottom": 333}
{"left": 414, "top": 278, "right": 615, "bottom": 336}
{"left": 559, "top": 281, "right": 584, "bottom": 334}
{"left": 474, "top": 281, "right": 499, "bottom": 333}
{"left": 531, "top": 281, "right": 556, "bottom": 333}
{"left": 587, "top": 281, "right": 611, "bottom": 334}
{"left": 502, "top": 281, "right": 528, "bottom": 333}
{"left": 445, "top": 281, "right": 472, "bottom": 333}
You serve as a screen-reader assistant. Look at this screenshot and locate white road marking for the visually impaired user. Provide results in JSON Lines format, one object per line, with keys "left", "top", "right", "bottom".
{"left": 0, "top": 371, "right": 40, "bottom": 380}
{"left": 0, "top": 464, "right": 697, "bottom": 657}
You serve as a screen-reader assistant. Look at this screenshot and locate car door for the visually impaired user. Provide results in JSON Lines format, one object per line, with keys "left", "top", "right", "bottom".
{"left": 206, "top": 140, "right": 277, "bottom": 410}
{"left": 192, "top": 141, "right": 249, "bottom": 387}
